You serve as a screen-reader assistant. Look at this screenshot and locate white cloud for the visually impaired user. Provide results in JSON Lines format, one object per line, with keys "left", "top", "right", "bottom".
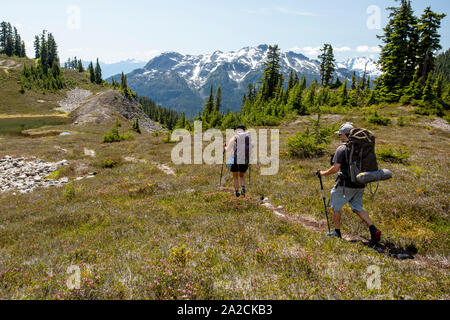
{"left": 289, "top": 46, "right": 321, "bottom": 58}
{"left": 274, "top": 7, "right": 318, "bottom": 17}
{"left": 289, "top": 45, "right": 381, "bottom": 59}
{"left": 356, "top": 45, "right": 381, "bottom": 53}
{"left": 335, "top": 46, "right": 352, "bottom": 52}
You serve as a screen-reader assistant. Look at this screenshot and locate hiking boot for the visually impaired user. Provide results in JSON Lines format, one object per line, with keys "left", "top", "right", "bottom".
{"left": 328, "top": 230, "right": 342, "bottom": 239}
{"left": 235, "top": 191, "right": 240, "bottom": 198}
{"left": 369, "top": 229, "right": 382, "bottom": 246}
{"left": 241, "top": 186, "right": 246, "bottom": 197}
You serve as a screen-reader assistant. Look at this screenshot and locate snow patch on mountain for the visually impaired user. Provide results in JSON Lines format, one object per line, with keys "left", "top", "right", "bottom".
{"left": 338, "top": 57, "right": 382, "bottom": 77}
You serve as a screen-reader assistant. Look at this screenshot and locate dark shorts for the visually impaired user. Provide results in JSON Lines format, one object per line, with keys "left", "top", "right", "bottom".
{"left": 231, "top": 164, "right": 249, "bottom": 173}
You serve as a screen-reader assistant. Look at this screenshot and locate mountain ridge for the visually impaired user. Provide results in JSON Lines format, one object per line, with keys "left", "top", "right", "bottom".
{"left": 107, "top": 45, "right": 382, "bottom": 117}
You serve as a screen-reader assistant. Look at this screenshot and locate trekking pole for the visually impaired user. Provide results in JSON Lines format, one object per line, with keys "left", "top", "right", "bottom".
{"left": 248, "top": 164, "right": 251, "bottom": 185}
{"left": 317, "top": 170, "right": 333, "bottom": 236}
{"left": 219, "top": 148, "right": 225, "bottom": 187}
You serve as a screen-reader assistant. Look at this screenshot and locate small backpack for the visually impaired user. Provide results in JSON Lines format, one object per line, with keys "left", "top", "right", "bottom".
{"left": 345, "top": 128, "right": 378, "bottom": 186}
{"left": 234, "top": 132, "right": 251, "bottom": 165}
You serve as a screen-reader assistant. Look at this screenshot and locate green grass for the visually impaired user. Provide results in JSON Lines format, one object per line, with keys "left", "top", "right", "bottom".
{"left": 0, "top": 117, "right": 70, "bottom": 136}
{"left": 0, "top": 55, "right": 107, "bottom": 116}
{"left": 0, "top": 57, "right": 448, "bottom": 299}
{"left": 0, "top": 107, "right": 447, "bottom": 300}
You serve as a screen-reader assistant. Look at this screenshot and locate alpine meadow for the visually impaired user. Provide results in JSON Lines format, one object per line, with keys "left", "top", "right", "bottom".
{"left": 0, "top": 0, "right": 449, "bottom": 305}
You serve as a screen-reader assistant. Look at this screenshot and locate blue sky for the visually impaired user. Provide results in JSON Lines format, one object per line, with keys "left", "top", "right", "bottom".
{"left": 2, "top": 0, "right": 449, "bottom": 63}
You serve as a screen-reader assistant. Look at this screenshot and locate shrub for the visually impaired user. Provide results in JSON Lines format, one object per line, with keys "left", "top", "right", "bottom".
{"left": 162, "top": 131, "right": 176, "bottom": 143}
{"left": 131, "top": 119, "right": 141, "bottom": 134}
{"left": 443, "top": 115, "right": 450, "bottom": 124}
{"left": 397, "top": 116, "right": 406, "bottom": 127}
{"left": 368, "top": 111, "right": 391, "bottom": 126}
{"left": 287, "top": 130, "right": 326, "bottom": 159}
{"left": 377, "top": 145, "right": 410, "bottom": 164}
{"left": 63, "top": 183, "right": 76, "bottom": 200}
{"left": 103, "top": 120, "right": 134, "bottom": 143}
{"left": 169, "top": 245, "right": 191, "bottom": 268}
{"left": 103, "top": 160, "right": 117, "bottom": 168}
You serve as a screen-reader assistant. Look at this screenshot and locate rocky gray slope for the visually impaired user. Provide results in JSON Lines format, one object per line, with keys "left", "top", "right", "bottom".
{"left": 69, "top": 90, "right": 163, "bottom": 133}
{"left": 56, "top": 88, "right": 92, "bottom": 113}
{"left": 0, "top": 156, "right": 70, "bottom": 194}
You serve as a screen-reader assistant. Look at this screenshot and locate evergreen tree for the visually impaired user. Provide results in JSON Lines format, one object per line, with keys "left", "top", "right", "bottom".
{"left": 175, "top": 112, "right": 186, "bottom": 129}
{"left": 88, "top": 62, "right": 95, "bottom": 83}
{"left": 260, "top": 45, "right": 283, "bottom": 101}
{"left": 318, "top": 44, "right": 336, "bottom": 87}
{"left": 331, "top": 77, "right": 343, "bottom": 89}
{"left": 77, "top": 59, "right": 84, "bottom": 72}
{"left": 377, "top": 0, "right": 419, "bottom": 100}
{"left": 339, "top": 79, "right": 349, "bottom": 106}
{"left": 94, "top": 58, "right": 102, "bottom": 84}
{"left": 20, "top": 41, "right": 25, "bottom": 58}
{"left": 120, "top": 72, "right": 127, "bottom": 90}
{"left": 431, "top": 49, "right": 450, "bottom": 82}
{"left": 13, "top": 27, "right": 21, "bottom": 56}
{"left": 433, "top": 72, "right": 445, "bottom": 98}
{"left": 5, "top": 23, "right": 14, "bottom": 56}
{"left": 287, "top": 70, "right": 295, "bottom": 91}
{"left": 417, "top": 7, "right": 446, "bottom": 85}
{"left": 0, "top": 22, "right": 7, "bottom": 53}
{"left": 215, "top": 86, "right": 222, "bottom": 112}
{"left": 288, "top": 83, "right": 307, "bottom": 115}
{"left": 46, "top": 33, "right": 58, "bottom": 68}
{"left": 34, "top": 35, "right": 40, "bottom": 59}
{"left": 422, "top": 73, "right": 434, "bottom": 102}
{"left": 402, "top": 68, "right": 422, "bottom": 101}
{"left": 351, "top": 72, "right": 357, "bottom": 90}
{"left": 299, "top": 76, "right": 307, "bottom": 91}
{"left": 202, "top": 86, "right": 215, "bottom": 125}
{"left": 39, "top": 31, "right": 48, "bottom": 72}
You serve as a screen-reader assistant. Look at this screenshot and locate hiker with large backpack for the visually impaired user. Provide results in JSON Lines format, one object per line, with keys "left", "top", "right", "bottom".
{"left": 224, "top": 125, "right": 251, "bottom": 198}
{"left": 317, "top": 122, "right": 383, "bottom": 245}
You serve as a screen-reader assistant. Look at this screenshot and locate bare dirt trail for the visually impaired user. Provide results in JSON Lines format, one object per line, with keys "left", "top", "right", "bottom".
{"left": 218, "top": 187, "right": 449, "bottom": 270}
{"left": 123, "top": 156, "right": 176, "bottom": 176}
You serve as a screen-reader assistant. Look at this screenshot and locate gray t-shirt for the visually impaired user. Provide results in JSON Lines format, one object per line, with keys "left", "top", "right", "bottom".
{"left": 333, "top": 144, "right": 364, "bottom": 189}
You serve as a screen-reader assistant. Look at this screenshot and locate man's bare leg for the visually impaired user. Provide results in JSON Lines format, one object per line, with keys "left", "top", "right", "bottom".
{"left": 354, "top": 210, "right": 373, "bottom": 227}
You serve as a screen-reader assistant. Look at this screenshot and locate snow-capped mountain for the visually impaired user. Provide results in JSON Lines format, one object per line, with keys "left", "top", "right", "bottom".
{"left": 108, "top": 45, "right": 381, "bottom": 117}
{"left": 337, "top": 57, "right": 382, "bottom": 78}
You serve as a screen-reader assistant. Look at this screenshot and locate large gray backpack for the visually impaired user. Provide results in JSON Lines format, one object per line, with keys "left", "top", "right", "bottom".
{"left": 345, "top": 128, "right": 379, "bottom": 186}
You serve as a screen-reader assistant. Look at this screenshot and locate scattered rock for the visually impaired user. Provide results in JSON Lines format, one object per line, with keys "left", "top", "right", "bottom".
{"left": 429, "top": 118, "right": 450, "bottom": 132}
{"left": 0, "top": 156, "right": 70, "bottom": 194}
{"left": 56, "top": 88, "right": 92, "bottom": 113}
{"left": 150, "top": 161, "right": 176, "bottom": 176}
{"left": 84, "top": 148, "right": 96, "bottom": 157}
{"left": 124, "top": 156, "right": 147, "bottom": 164}
{"left": 54, "top": 146, "right": 68, "bottom": 153}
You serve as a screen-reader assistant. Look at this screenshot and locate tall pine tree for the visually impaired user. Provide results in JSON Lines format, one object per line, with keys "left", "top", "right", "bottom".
{"left": 318, "top": 44, "right": 336, "bottom": 87}
{"left": 417, "top": 7, "right": 446, "bottom": 85}
{"left": 260, "top": 45, "right": 283, "bottom": 102}
{"left": 94, "top": 58, "right": 102, "bottom": 84}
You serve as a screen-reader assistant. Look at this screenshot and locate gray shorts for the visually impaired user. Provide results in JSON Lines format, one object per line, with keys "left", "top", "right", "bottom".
{"left": 330, "top": 186, "right": 365, "bottom": 212}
